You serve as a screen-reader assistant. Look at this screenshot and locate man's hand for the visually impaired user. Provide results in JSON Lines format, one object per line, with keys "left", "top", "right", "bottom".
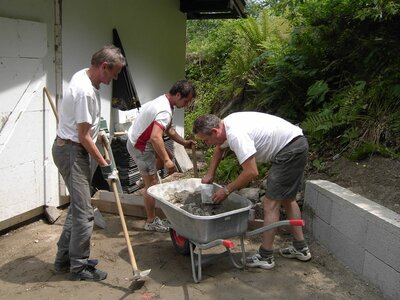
{"left": 98, "top": 130, "right": 110, "bottom": 147}
{"left": 164, "top": 159, "right": 176, "bottom": 175}
{"left": 100, "top": 161, "right": 119, "bottom": 184}
{"left": 100, "top": 160, "right": 113, "bottom": 179}
{"left": 201, "top": 174, "right": 213, "bottom": 184}
{"left": 183, "top": 139, "right": 196, "bottom": 149}
{"left": 106, "top": 169, "right": 119, "bottom": 184}
{"left": 212, "top": 187, "right": 229, "bottom": 204}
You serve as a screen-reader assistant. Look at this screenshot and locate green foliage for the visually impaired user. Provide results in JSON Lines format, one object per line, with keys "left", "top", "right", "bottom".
{"left": 306, "top": 80, "right": 329, "bottom": 107}
{"left": 356, "top": 0, "right": 400, "bottom": 21}
{"left": 311, "top": 159, "right": 327, "bottom": 172}
{"left": 210, "top": 152, "right": 270, "bottom": 185}
{"left": 302, "top": 109, "right": 344, "bottom": 141}
{"left": 256, "top": 162, "right": 271, "bottom": 178}
{"left": 186, "top": 0, "right": 400, "bottom": 167}
{"left": 215, "top": 155, "right": 242, "bottom": 184}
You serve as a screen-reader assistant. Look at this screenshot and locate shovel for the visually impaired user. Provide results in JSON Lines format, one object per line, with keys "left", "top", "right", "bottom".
{"left": 100, "top": 139, "right": 151, "bottom": 282}
{"left": 191, "top": 143, "right": 199, "bottom": 178}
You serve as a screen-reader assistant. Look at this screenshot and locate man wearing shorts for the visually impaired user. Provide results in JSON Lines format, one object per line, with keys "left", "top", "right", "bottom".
{"left": 126, "top": 79, "right": 196, "bottom": 232}
{"left": 192, "top": 112, "right": 311, "bottom": 269}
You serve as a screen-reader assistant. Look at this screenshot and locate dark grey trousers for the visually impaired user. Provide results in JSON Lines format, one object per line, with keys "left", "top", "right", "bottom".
{"left": 52, "top": 140, "right": 94, "bottom": 272}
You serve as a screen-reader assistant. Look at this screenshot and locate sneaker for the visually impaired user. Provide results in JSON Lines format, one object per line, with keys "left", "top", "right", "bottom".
{"left": 279, "top": 245, "right": 312, "bottom": 261}
{"left": 144, "top": 217, "right": 169, "bottom": 233}
{"left": 54, "top": 259, "right": 99, "bottom": 273}
{"left": 245, "top": 251, "right": 275, "bottom": 269}
{"left": 136, "top": 178, "right": 144, "bottom": 187}
{"left": 69, "top": 265, "right": 107, "bottom": 281}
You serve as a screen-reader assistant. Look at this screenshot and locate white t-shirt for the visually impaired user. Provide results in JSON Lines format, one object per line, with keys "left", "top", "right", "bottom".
{"left": 57, "top": 68, "right": 101, "bottom": 143}
{"left": 223, "top": 112, "right": 303, "bottom": 164}
{"left": 127, "top": 94, "right": 173, "bottom": 151}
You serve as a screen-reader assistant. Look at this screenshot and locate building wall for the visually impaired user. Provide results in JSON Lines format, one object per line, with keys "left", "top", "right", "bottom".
{"left": 0, "top": 0, "right": 187, "bottom": 228}
{"left": 62, "top": 0, "right": 187, "bottom": 134}
{"left": 0, "top": 0, "right": 59, "bottom": 228}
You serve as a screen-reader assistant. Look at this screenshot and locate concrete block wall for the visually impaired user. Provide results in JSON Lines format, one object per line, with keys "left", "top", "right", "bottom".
{"left": 304, "top": 180, "right": 400, "bottom": 300}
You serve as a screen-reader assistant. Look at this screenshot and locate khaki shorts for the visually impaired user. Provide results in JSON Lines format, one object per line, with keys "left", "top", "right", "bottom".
{"left": 126, "top": 141, "right": 157, "bottom": 176}
{"left": 264, "top": 136, "right": 308, "bottom": 200}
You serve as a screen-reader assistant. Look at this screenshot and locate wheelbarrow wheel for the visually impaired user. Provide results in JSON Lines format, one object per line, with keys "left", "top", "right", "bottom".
{"left": 169, "top": 228, "right": 193, "bottom": 256}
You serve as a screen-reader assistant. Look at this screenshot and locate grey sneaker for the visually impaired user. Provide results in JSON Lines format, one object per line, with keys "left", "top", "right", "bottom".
{"left": 279, "top": 245, "right": 312, "bottom": 261}
{"left": 245, "top": 251, "right": 275, "bottom": 269}
{"left": 144, "top": 217, "right": 169, "bottom": 233}
{"left": 69, "top": 265, "right": 107, "bottom": 281}
{"left": 135, "top": 178, "right": 144, "bottom": 187}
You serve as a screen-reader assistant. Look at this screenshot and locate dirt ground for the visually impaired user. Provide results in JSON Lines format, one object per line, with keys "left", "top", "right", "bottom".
{"left": 0, "top": 154, "right": 397, "bottom": 300}
{"left": 306, "top": 155, "right": 400, "bottom": 215}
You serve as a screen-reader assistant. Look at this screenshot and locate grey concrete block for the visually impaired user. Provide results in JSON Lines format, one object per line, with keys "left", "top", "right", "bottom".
{"left": 365, "top": 220, "right": 400, "bottom": 272}
{"left": 329, "top": 227, "right": 365, "bottom": 274}
{"left": 331, "top": 200, "right": 368, "bottom": 246}
{"left": 365, "top": 206, "right": 400, "bottom": 237}
{"left": 316, "top": 192, "right": 332, "bottom": 224}
{"left": 304, "top": 182, "right": 318, "bottom": 210}
{"left": 313, "top": 216, "right": 331, "bottom": 248}
{"left": 308, "top": 180, "right": 349, "bottom": 202}
{"left": 302, "top": 204, "right": 315, "bottom": 234}
{"left": 172, "top": 142, "right": 193, "bottom": 172}
{"left": 305, "top": 180, "right": 400, "bottom": 299}
{"left": 363, "top": 251, "right": 400, "bottom": 300}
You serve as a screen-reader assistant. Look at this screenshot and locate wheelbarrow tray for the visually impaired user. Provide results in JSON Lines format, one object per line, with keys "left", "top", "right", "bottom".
{"left": 148, "top": 178, "right": 252, "bottom": 244}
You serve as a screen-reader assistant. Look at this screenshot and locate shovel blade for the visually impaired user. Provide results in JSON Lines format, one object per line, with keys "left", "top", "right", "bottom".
{"left": 94, "top": 207, "right": 107, "bottom": 229}
{"left": 133, "top": 269, "right": 151, "bottom": 281}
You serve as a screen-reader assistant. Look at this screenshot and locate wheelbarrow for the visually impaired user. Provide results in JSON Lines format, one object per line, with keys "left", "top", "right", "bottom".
{"left": 147, "top": 178, "right": 304, "bottom": 283}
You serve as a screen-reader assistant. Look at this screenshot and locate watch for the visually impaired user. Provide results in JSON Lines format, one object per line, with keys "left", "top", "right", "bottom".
{"left": 223, "top": 186, "right": 230, "bottom": 196}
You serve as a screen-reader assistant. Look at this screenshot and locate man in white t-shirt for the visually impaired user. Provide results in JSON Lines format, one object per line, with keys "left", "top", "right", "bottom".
{"left": 193, "top": 112, "right": 311, "bottom": 270}
{"left": 127, "top": 79, "right": 196, "bottom": 232}
{"left": 52, "top": 45, "right": 125, "bottom": 281}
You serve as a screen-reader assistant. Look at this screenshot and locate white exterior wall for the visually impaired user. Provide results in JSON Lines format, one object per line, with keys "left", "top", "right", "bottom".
{"left": 62, "top": 0, "right": 187, "bottom": 135}
{"left": 0, "top": 0, "right": 187, "bottom": 228}
{"left": 0, "top": 0, "right": 59, "bottom": 227}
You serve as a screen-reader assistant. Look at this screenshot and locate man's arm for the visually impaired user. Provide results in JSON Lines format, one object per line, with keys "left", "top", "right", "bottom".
{"left": 78, "top": 122, "right": 108, "bottom": 167}
{"left": 150, "top": 124, "right": 175, "bottom": 174}
{"left": 212, "top": 155, "right": 259, "bottom": 203}
{"left": 202, "top": 145, "right": 225, "bottom": 184}
{"left": 166, "top": 127, "right": 195, "bottom": 149}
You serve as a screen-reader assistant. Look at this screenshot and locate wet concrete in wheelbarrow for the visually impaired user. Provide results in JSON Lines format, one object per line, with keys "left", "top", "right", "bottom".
{"left": 0, "top": 208, "right": 384, "bottom": 300}
{"left": 168, "top": 190, "right": 236, "bottom": 216}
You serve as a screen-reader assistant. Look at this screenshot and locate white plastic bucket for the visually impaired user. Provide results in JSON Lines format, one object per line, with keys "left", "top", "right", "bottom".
{"left": 200, "top": 184, "right": 214, "bottom": 204}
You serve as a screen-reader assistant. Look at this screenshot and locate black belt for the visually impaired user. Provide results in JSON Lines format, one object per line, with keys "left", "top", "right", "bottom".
{"left": 56, "top": 136, "right": 81, "bottom": 146}
{"left": 285, "top": 135, "right": 302, "bottom": 147}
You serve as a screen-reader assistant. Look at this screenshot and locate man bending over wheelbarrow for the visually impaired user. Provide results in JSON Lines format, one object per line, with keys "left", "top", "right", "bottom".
{"left": 126, "top": 79, "right": 196, "bottom": 232}
{"left": 192, "top": 112, "right": 311, "bottom": 269}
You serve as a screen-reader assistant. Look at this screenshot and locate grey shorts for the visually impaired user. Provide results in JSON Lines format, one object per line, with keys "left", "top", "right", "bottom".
{"left": 265, "top": 136, "right": 309, "bottom": 200}
{"left": 126, "top": 140, "right": 157, "bottom": 176}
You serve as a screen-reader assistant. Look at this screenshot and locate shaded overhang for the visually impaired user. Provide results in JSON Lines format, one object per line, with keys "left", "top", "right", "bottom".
{"left": 180, "top": 0, "right": 247, "bottom": 20}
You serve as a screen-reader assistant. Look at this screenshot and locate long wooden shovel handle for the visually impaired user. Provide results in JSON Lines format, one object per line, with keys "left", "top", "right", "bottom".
{"left": 43, "top": 87, "right": 59, "bottom": 122}
{"left": 102, "top": 143, "right": 139, "bottom": 272}
{"left": 191, "top": 144, "right": 199, "bottom": 178}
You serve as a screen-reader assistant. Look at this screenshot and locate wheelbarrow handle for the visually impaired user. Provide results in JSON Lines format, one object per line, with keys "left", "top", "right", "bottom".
{"left": 245, "top": 219, "right": 305, "bottom": 237}
{"left": 289, "top": 219, "right": 305, "bottom": 226}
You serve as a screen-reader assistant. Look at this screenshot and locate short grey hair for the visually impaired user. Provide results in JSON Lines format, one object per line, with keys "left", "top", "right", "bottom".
{"left": 91, "top": 45, "right": 126, "bottom": 68}
{"left": 192, "top": 114, "right": 221, "bottom": 135}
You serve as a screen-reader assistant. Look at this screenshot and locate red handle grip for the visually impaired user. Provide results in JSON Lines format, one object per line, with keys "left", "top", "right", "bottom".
{"left": 222, "top": 240, "right": 235, "bottom": 249}
{"left": 289, "top": 219, "right": 305, "bottom": 226}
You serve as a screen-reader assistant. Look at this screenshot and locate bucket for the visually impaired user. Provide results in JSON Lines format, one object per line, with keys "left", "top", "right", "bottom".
{"left": 200, "top": 184, "right": 214, "bottom": 204}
